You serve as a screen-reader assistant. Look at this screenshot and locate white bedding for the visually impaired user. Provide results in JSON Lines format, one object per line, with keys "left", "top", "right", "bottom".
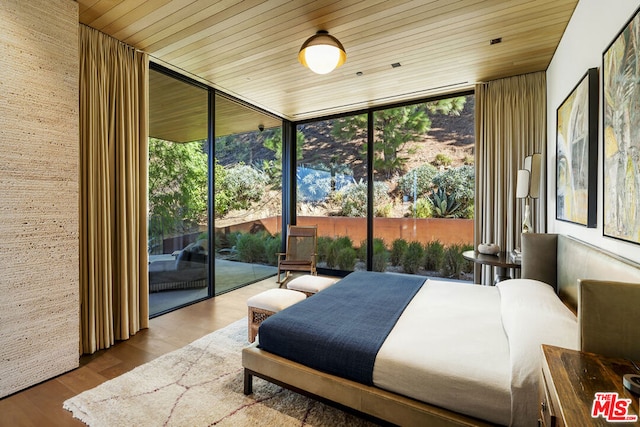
{"left": 373, "top": 278, "right": 578, "bottom": 426}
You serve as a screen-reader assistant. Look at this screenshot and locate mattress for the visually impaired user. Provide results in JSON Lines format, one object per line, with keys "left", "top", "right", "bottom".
{"left": 373, "top": 279, "right": 511, "bottom": 425}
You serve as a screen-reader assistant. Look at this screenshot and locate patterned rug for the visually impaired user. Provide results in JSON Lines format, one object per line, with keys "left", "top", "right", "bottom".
{"left": 63, "top": 319, "right": 377, "bottom": 426}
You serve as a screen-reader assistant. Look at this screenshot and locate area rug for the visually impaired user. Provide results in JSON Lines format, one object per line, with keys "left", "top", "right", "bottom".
{"left": 63, "top": 319, "right": 377, "bottom": 426}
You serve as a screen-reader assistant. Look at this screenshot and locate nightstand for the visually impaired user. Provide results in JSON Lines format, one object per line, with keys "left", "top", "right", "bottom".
{"left": 540, "top": 345, "right": 640, "bottom": 426}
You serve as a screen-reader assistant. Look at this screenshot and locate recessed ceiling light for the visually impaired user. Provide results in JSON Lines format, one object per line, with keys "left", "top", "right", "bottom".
{"left": 490, "top": 38, "right": 502, "bottom": 45}
{"left": 356, "top": 71, "right": 363, "bottom": 76}
{"left": 391, "top": 62, "right": 401, "bottom": 68}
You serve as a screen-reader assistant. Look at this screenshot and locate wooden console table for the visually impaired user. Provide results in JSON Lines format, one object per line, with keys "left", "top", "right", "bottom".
{"left": 540, "top": 344, "right": 640, "bottom": 426}
{"left": 462, "top": 250, "right": 520, "bottom": 284}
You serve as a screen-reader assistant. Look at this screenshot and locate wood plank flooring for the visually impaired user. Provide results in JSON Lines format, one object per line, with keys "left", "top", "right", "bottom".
{"left": 0, "top": 277, "right": 280, "bottom": 427}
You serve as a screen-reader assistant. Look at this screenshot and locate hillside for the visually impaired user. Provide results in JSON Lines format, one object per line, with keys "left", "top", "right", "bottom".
{"left": 215, "top": 96, "right": 475, "bottom": 226}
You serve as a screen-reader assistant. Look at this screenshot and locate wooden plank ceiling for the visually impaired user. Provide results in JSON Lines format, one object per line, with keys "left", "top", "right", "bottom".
{"left": 79, "top": 0, "right": 578, "bottom": 138}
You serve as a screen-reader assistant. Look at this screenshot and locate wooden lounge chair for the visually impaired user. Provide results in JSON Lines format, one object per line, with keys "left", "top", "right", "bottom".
{"left": 276, "top": 225, "right": 317, "bottom": 284}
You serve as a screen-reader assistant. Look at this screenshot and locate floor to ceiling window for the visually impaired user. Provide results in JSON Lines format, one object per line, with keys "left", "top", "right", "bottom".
{"left": 213, "top": 94, "right": 283, "bottom": 294}
{"left": 372, "top": 95, "right": 476, "bottom": 280}
{"left": 148, "top": 67, "right": 210, "bottom": 316}
{"left": 296, "top": 114, "right": 368, "bottom": 275}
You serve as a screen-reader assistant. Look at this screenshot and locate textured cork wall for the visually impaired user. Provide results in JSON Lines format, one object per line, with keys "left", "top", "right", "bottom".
{"left": 0, "top": 0, "right": 79, "bottom": 397}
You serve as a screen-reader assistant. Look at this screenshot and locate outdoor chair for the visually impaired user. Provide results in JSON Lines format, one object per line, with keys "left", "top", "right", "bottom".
{"left": 276, "top": 225, "right": 317, "bottom": 284}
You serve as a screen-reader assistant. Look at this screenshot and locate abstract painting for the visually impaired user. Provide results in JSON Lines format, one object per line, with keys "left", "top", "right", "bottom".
{"left": 556, "top": 68, "right": 598, "bottom": 227}
{"left": 603, "top": 7, "right": 640, "bottom": 244}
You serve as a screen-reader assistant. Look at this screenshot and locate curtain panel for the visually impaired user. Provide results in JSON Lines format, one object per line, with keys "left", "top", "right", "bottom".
{"left": 474, "top": 72, "right": 546, "bottom": 285}
{"left": 79, "top": 25, "right": 149, "bottom": 354}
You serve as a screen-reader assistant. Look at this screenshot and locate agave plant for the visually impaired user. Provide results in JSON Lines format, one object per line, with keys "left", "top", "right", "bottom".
{"left": 429, "top": 188, "right": 462, "bottom": 218}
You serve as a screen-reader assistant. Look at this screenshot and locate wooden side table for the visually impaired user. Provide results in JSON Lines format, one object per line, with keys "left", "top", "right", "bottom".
{"left": 462, "top": 250, "right": 520, "bottom": 284}
{"left": 540, "top": 344, "right": 640, "bottom": 426}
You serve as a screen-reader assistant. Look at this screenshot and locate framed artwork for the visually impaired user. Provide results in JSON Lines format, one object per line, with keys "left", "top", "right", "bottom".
{"left": 603, "top": 7, "right": 640, "bottom": 244}
{"left": 556, "top": 67, "right": 598, "bottom": 227}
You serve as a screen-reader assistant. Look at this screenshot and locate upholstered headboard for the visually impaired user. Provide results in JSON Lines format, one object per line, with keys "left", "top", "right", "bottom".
{"left": 522, "top": 233, "right": 640, "bottom": 361}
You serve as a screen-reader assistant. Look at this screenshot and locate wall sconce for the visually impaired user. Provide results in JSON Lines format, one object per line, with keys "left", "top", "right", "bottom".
{"left": 516, "top": 153, "right": 541, "bottom": 233}
{"left": 298, "top": 30, "right": 346, "bottom": 75}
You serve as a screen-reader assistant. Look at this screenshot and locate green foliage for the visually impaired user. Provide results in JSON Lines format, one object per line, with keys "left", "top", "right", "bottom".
{"left": 326, "top": 236, "right": 354, "bottom": 268}
{"left": 261, "top": 129, "right": 304, "bottom": 186}
{"left": 225, "top": 231, "right": 242, "bottom": 249}
{"left": 149, "top": 138, "right": 208, "bottom": 240}
{"left": 263, "top": 233, "right": 282, "bottom": 266}
{"left": 412, "top": 198, "right": 434, "bottom": 218}
{"left": 372, "top": 238, "right": 389, "bottom": 272}
{"left": 336, "top": 247, "right": 357, "bottom": 271}
{"left": 424, "top": 240, "right": 445, "bottom": 271}
{"left": 429, "top": 188, "right": 462, "bottom": 218}
{"left": 339, "top": 181, "right": 391, "bottom": 217}
{"left": 463, "top": 155, "right": 474, "bottom": 165}
{"left": 431, "top": 165, "right": 475, "bottom": 218}
{"left": 397, "top": 164, "right": 438, "bottom": 199}
{"left": 433, "top": 153, "right": 452, "bottom": 166}
{"left": 440, "top": 243, "right": 474, "bottom": 278}
{"left": 461, "top": 243, "right": 475, "bottom": 274}
{"left": 425, "top": 97, "right": 467, "bottom": 115}
{"left": 390, "top": 238, "right": 408, "bottom": 266}
{"left": 235, "top": 232, "right": 266, "bottom": 263}
{"left": 316, "top": 236, "right": 333, "bottom": 264}
{"left": 331, "top": 97, "right": 466, "bottom": 178}
{"left": 402, "top": 241, "right": 425, "bottom": 274}
{"left": 215, "top": 163, "right": 268, "bottom": 216}
{"left": 214, "top": 159, "right": 230, "bottom": 217}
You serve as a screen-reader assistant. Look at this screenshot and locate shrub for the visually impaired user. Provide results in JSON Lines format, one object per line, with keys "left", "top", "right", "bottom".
{"left": 263, "top": 233, "right": 281, "bottom": 266}
{"left": 372, "top": 238, "right": 389, "bottom": 272}
{"left": 339, "top": 181, "right": 391, "bottom": 217}
{"left": 432, "top": 165, "right": 475, "bottom": 218}
{"left": 424, "top": 240, "right": 445, "bottom": 271}
{"left": 433, "top": 153, "right": 452, "bottom": 166}
{"left": 226, "top": 231, "right": 242, "bottom": 249}
{"left": 316, "top": 236, "right": 333, "bottom": 264}
{"left": 429, "top": 188, "right": 462, "bottom": 218}
{"left": 336, "top": 247, "right": 357, "bottom": 271}
{"left": 402, "top": 241, "right": 425, "bottom": 274}
{"left": 219, "top": 164, "right": 269, "bottom": 212}
{"left": 390, "top": 238, "right": 408, "bottom": 266}
{"left": 397, "top": 164, "right": 438, "bottom": 199}
{"left": 440, "top": 243, "right": 473, "bottom": 278}
{"left": 411, "top": 197, "right": 433, "bottom": 218}
{"left": 326, "top": 236, "right": 354, "bottom": 268}
{"left": 357, "top": 239, "right": 367, "bottom": 261}
{"left": 235, "top": 232, "right": 266, "bottom": 263}
{"left": 460, "top": 243, "right": 475, "bottom": 274}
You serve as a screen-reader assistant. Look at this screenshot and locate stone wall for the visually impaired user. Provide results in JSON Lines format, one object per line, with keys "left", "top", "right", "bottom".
{"left": 0, "top": 0, "right": 79, "bottom": 397}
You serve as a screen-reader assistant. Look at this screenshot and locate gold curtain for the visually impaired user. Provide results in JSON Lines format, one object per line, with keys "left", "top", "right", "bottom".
{"left": 79, "top": 25, "right": 149, "bottom": 354}
{"left": 474, "top": 72, "right": 546, "bottom": 285}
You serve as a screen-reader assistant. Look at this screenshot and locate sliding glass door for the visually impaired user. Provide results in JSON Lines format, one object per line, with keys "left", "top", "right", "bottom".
{"left": 148, "top": 67, "right": 209, "bottom": 316}
{"left": 213, "top": 94, "right": 283, "bottom": 294}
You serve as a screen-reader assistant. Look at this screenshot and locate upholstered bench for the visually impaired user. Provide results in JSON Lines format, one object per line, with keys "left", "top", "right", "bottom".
{"left": 247, "top": 288, "right": 306, "bottom": 343}
{"left": 286, "top": 274, "right": 338, "bottom": 297}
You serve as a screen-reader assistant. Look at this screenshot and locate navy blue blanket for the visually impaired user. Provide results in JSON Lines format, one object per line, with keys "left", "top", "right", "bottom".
{"left": 258, "top": 271, "right": 426, "bottom": 385}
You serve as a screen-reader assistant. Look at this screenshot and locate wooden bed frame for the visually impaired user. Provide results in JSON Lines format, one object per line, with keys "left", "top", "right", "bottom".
{"left": 242, "top": 234, "right": 640, "bottom": 426}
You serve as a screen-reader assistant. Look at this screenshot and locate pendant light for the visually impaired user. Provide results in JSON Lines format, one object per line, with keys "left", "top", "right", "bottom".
{"left": 298, "top": 30, "right": 346, "bottom": 74}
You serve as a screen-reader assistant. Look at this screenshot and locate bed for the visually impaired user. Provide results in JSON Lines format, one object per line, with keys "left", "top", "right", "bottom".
{"left": 242, "top": 235, "right": 640, "bottom": 426}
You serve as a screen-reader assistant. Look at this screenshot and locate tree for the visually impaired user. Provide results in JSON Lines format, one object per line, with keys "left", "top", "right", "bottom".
{"left": 148, "top": 138, "right": 208, "bottom": 242}
{"left": 331, "top": 97, "right": 467, "bottom": 177}
{"left": 261, "top": 128, "right": 304, "bottom": 186}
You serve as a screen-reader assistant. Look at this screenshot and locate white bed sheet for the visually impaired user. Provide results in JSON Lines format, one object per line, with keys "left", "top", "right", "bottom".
{"left": 373, "top": 279, "right": 512, "bottom": 425}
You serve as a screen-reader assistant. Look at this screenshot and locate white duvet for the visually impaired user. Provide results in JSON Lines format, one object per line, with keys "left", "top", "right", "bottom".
{"left": 373, "top": 278, "right": 578, "bottom": 426}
